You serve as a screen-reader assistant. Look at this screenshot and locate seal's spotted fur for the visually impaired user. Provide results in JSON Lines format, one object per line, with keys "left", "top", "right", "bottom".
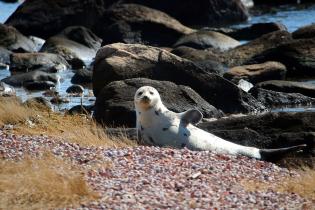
{"left": 134, "top": 86, "right": 305, "bottom": 161}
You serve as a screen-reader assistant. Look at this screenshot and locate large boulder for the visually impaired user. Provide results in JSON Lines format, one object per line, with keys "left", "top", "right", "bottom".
{"left": 249, "top": 87, "right": 315, "bottom": 108}
{"left": 93, "top": 43, "right": 265, "bottom": 114}
{"left": 224, "top": 61, "right": 287, "bottom": 84}
{"left": 40, "top": 26, "right": 102, "bottom": 65}
{"left": 198, "top": 112, "right": 315, "bottom": 152}
{"left": 225, "top": 30, "right": 293, "bottom": 67}
{"left": 24, "top": 81, "right": 56, "bottom": 91}
{"left": 1, "top": 70, "right": 59, "bottom": 87}
{"left": 171, "top": 46, "right": 221, "bottom": 62}
{"left": 4, "top": 0, "right": 115, "bottom": 39}
{"left": 255, "top": 80, "right": 315, "bottom": 98}
{"left": 0, "top": 23, "right": 37, "bottom": 52}
{"left": 170, "top": 47, "right": 226, "bottom": 75}
{"left": 71, "top": 68, "right": 93, "bottom": 84}
{"left": 100, "top": 4, "right": 194, "bottom": 47}
{"left": 94, "top": 78, "right": 223, "bottom": 127}
{"left": 120, "top": 0, "right": 249, "bottom": 26}
{"left": 173, "top": 31, "right": 240, "bottom": 51}
{"left": 5, "top": 0, "right": 248, "bottom": 39}
{"left": 10, "top": 52, "right": 70, "bottom": 72}
{"left": 292, "top": 23, "right": 315, "bottom": 39}
{"left": 248, "top": 39, "right": 315, "bottom": 77}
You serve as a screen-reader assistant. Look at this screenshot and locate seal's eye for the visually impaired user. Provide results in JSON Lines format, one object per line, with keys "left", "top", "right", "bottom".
{"left": 138, "top": 91, "right": 143, "bottom": 96}
{"left": 149, "top": 91, "right": 154, "bottom": 95}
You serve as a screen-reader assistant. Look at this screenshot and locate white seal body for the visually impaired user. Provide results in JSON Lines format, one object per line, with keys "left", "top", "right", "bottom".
{"left": 134, "top": 86, "right": 305, "bottom": 161}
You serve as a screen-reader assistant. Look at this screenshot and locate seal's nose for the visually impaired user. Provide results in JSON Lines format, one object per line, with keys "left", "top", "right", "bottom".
{"left": 142, "top": 95, "right": 150, "bottom": 101}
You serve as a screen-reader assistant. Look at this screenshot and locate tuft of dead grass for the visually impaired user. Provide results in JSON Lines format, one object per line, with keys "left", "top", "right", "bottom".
{"left": 278, "top": 168, "right": 315, "bottom": 201}
{"left": 242, "top": 168, "right": 315, "bottom": 202}
{"left": 0, "top": 154, "right": 99, "bottom": 210}
{"left": 0, "top": 97, "right": 137, "bottom": 148}
{"left": 0, "top": 97, "right": 35, "bottom": 126}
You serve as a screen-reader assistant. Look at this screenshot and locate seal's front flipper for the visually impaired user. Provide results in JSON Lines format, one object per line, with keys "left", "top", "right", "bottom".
{"left": 180, "top": 109, "right": 203, "bottom": 127}
{"left": 259, "top": 144, "right": 306, "bottom": 161}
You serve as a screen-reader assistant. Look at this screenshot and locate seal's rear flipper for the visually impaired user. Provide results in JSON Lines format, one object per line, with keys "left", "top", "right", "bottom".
{"left": 259, "top": 144, "right": 307, "bottom": 161}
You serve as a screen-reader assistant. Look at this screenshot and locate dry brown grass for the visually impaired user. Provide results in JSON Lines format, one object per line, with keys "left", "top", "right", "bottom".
{"left": 0, "top": 96, "right": 137, "bottom": 148}
{"left": 278, "top": 168, "right": 315, "bottom": 201}
{"left": 0, "top": 154, "right": 99, "bottom": 210}
{"left": 242, "top": 168, "right": 315, "bottom": 202}
{"left": 0, "top": 97, "right": 35, "bottom": 126}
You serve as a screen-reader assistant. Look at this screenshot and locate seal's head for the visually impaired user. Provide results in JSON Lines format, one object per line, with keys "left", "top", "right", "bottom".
{"left": 134, "top": 86, "right": 161, "bottom": 111}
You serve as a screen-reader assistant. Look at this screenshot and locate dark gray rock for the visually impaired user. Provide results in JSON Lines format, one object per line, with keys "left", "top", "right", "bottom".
{"left": 94, "top": 78, "right": 224, "bottom": 127}
{"left": 225, "top": 30, "right": 293, "bottom": 67}
{"left": 5, "top": 0, "right": 248, "bottom": 39}
{"left": 50, "top": 96, "right": 70, "bottom": 104}
{"left": 171, "top": 46, "right": 221, "bottom": 62}
{"left": 40, "top": 26, "right": 102, "bottom": 65}
{"left": 120, "top": 0, "right": 249, "bottom": 26}
{"left": 1, "top": 70, "right": 58, "bottom": 87}
{"left": 93, "top": 43, "right": 265, "bottom": 114}
{"left": 71, "top": 68, "right": 92, "bottom": 84}
{"left": 170, "top": 46, "right": 225, "bottom": 75}
{"left": 67, "top": 105, "right": 94, "bottom": 115}
{"left": 248, "top": 38, "right": 315, "bottom": 77}
{"left": 255, "top": 80, "right": 315, "bottom": 98}
{"left": 0, "top": 23, "right": 37, "bottom": 52}
{"left": 198, "top": 112, "right": 315, "bottom": 153}
{"left": 100, "top": 4, "right": 194, "bottom": 47}
{"left": 173, "top": 30, "right": 240, "bottom": 51}
{"left": 66, "top": 84, "right": 84, "bottom": 94}
{"left": 292, "top": 23, "right": 315, "bottom": 39}
{"left": 209, "top": 22, "right": 287, "bottom": 40}
{"left": 10, "top": 52, "right": 70, "bottom": 72}
{"left": 224, "top": 61, "right": 287, "bottom": 84}
{"left": 4, "top": 0, "right": 115, "bottom": 39}
{"left": 0, "top": 0, "right": 19, "bottom": 3}
{"left": 194, "top": 60, "right": 226, "bottom": 75}
{"left": 250, "top": 87, "right": 315, "bottom": 107}
{"left": 24, "top": 81, "right": 56, "bottom": 91}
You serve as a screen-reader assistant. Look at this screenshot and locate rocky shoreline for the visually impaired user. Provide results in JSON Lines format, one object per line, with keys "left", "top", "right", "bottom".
{"left": 0, "top": 128, "right": 313, "bottom": 209}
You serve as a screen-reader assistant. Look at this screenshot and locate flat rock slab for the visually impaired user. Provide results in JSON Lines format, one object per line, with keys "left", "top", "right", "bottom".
{"left": 225, "top": 30, "right": 292, "bottom": 67}
{"left": 173, "top": 30, "right": 240, "bottom": 51}
{"left": 198, "top": 112, "right": 315, "bottom": 151}
{"left": 248, "top": 38, "right": 315, "bottom": 77}
{"left": 224, "top": 61, "right": 287, "bottom": 84}
{"left": 10, "top": 52, "right": 70, "bottom": 72}
{"left": 250, "top": 87, "right": 315, "bottom": 107}
{"left": 255, "top": 80, "right": 315, "bottom": 98}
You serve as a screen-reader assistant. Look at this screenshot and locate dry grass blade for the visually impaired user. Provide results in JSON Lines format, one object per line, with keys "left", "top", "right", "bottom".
{"left": 0, "top": 97, "right": 34, "bottom": 126}
{"left": 60, "top": 121, "right": 137, "bottom": 147}
{"left": 0, "top": 154, "right": 99, "bottom": 210}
